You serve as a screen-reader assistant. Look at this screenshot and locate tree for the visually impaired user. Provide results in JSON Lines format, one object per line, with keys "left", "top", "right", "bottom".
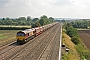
{"left": 39, "top": 15, "right": 50, "bottom": 26}
{"left": 35, "top": 21, "right": 41, "bottom": 27}
{"left": 40, "top": 15, "right": 48, "bottom": 19}
{"left": 71, "top": 20, "right": 90, "bottom": 28}
{"left": 71, "top": 36, "right": 80, "bottom": 45}
{"left": 2, "top": 18, "right": 5, "bottom": 20}
{"left": 0, "top": 15, "right": 55, "bottom": 26}
{"left": 0, "top": 20, "right": 2, "bottom": 25}
{"left": 32, "top": 23, "right": 35, "bottom": 28}
{"left": 49, "top": 17, "right": 54, "bottom": 23}
{"left": 27, "top": 16, "right": 32, "bottom": 25}
{"left": 6, "top": 17, "right": 10, "bottom": 20}
{"left": 33, "top": 18, "right": 39, "bottom": 22}
{"left": 65, "top": 23, "right": 72, "bottom": 30}
{"left": 61, "top": 19, "right": 65, "bottom": 23}
{"left": 66, "top": 26, "right": 78, "bottom": 38}
{"left": 19, "top": 17, "right": 26, "bottom": 21}
{"left": 39, "top": 19, "right": 45, "bottom": 26}
{"left": 27, "top": 16, "right": 31, "bottom": 21}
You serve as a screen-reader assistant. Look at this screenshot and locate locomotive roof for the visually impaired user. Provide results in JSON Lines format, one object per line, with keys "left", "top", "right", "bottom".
{"left": 35, "top": 27, "right": 39, "bottom": 29}
{"left": 39, "top": 27, "right": 43, "bottom": 28}
{"left": 18, "top": 28, "right": 35, "bottom": 34}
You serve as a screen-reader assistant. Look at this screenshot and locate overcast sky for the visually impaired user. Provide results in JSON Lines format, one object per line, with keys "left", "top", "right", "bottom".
{"left": 0, "top": 0, "right": 90, "bottom": 18}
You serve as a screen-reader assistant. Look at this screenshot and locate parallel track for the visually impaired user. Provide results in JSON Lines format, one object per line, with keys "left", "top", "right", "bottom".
{"left": 10, "top": 23, "right": 61, "bottom": 60}
{"left": 10, "top": 24, "right": 59, "bottom": 60}
{"left": 0, "top": 23, "right": 60, "bottom": 60}
{"left": 37, "top": 24, "right": 60, "bottom": 60}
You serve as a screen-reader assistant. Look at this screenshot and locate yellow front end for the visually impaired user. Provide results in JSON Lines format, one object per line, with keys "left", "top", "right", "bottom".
{"left": 17, "top": 36, "right": 26, "bottom": 44}
{"left": 17, "top": 36, "right": 25, "bottom": 40}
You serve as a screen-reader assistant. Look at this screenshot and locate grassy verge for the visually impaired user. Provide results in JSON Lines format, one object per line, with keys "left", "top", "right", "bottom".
{"left": 62, "top": 29, "right": 90, "bottom": 60}
{"left": 75, "top": 41, "right": 90, "bottom": 60}
{"left": 62, "top": 22, "right": 90, "bottom": 60}
{"left": 62, "top": 30, "right": 80, "bottom": 60}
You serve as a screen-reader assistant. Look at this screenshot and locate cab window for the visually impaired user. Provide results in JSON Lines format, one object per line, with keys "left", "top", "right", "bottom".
{"left": 21, "top": 34, "right": 25, "bottom": 36}
{"left": 17, "top": 34, "right": 20, "bottom": 36}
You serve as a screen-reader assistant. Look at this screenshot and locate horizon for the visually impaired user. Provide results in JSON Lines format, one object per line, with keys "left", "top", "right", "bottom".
{"left": 0, "top": 15, "right": 90, "bottom": 19}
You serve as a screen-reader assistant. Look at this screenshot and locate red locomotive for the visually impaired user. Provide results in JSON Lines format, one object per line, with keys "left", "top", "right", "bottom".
{"left": 16, "top": 22, "right": 58, "bottom": 44}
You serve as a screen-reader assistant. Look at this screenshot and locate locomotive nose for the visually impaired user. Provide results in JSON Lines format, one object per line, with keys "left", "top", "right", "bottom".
{"left": 17, "top": 36, "right": 25, "bottom": 40}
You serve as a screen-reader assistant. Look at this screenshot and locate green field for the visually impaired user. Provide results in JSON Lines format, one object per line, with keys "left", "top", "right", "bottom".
{"left": 0, "top": 30, "right": 20, "bottom": 45}
{"left": 0, "top": 26, "right": 31, "bottom": 30}
{"left": 0, "top": 25, "right": 31, "bottom": 28}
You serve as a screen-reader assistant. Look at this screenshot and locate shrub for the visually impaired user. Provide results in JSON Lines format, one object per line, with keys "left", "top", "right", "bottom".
{"left": 71, "top": 36, "right": 80, "bottom": 45}
{"left": 66, "top": 26, "right": 78, "bottom": 38}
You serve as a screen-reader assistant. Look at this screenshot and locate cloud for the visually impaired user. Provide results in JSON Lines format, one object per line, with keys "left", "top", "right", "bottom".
{"left": 0, "top": 0, "right": 90, "bottom": 18}
{"left": 54, "top": 0, "right": 72, "bottom": 6}
{"left": 0, "top": 0, "right": 10, "bottom": 7}
{"left": 25, "top": 0, "right": 32, "bottom": 6}
{"left": 69, "top": 0, "right": 87, "bottom": 10}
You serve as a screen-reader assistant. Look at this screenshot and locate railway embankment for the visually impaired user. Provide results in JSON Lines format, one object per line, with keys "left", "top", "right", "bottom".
{"left": 62, "top": 30, "right": 80, "bottom": 60}
{"left": 62, "top": 23, "right": 90, "bottom": 60}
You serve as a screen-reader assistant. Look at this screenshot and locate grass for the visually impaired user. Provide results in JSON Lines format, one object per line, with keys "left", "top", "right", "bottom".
{"left": 0, "top": 36, "right": 8, "bottom": 40}
{"left": 62, "top": 31, "right": 80, "bottom": 60}
{"left": 63, "top": 34, "right": 76, "bottom": 52}
{"left": 0, "top": 30, "right": 20, "bottom": 45}
{"left": 0, "top": 25, "right": 31, "bottom": 28}
{"left": 75, "top": 41, "right": 90, "bottom": 60}
{"left": 76, "top": 27, "right": 90, "bottom": 30}
{"left": 62, "top": 29, "right": 90, "bottom": 60}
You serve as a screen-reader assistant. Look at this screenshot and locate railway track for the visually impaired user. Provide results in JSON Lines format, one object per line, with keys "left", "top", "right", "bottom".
{"left": 0, "top": 41, "right": 16, "bottom": 51}
{"left": 9, "top": 23, "right": 59, "bottom": 60}
{"left": 38, "top": 24, "right": 61, "bottom": 60}
{"left": 10, "top": 23, "right": 61, "bottom": 60}
{"left": 0, "top": 23, "right": 60, "bottom": 60}
{"left": 31, "top": 23, "right": 61, "bottom": 60}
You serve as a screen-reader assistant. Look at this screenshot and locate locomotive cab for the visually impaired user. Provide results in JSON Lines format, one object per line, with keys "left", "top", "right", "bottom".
{"left": 17, "top": 29, "right": 35, "bottom": 44}
{"left": 17, "top": 31, "right": 26, "bottom": 44}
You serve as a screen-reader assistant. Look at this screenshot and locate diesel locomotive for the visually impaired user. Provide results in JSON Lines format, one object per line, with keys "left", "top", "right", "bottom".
{"left": 16, "top": 22, "right": 58, "bottom": 44}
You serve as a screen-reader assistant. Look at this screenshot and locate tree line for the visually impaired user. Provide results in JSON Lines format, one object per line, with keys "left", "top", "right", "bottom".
{"left": 0, "top": 15, "right": 55, "bottom": 28}
{"left": 61, "top": 19, "right": 90, "bottom": 28}
{"left": 71, "top": 20, "right": 90, "bottom": 28}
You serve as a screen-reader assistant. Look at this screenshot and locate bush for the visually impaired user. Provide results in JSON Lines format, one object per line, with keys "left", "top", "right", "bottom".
{"left": 76, "top": 44, "right": 90, "bottom": 60}
{"left": 71, "top": 36, "right": 80, "bottom": 45}
{"left": 66, "top": 26, "right": 78, "bottom": 38}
